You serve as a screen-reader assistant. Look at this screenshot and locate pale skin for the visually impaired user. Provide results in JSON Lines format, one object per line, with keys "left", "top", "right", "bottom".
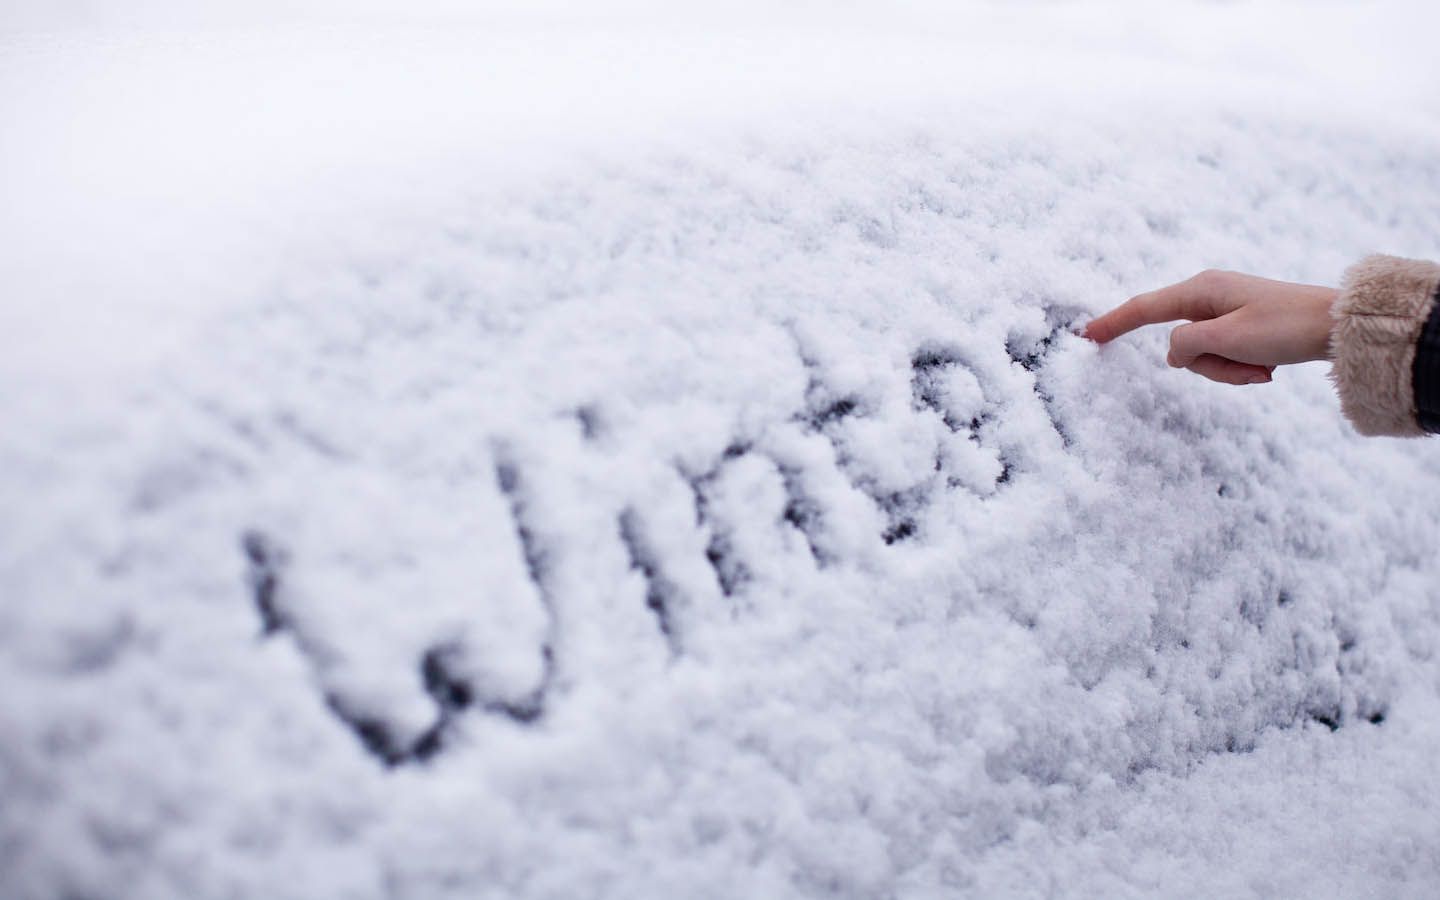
{"left": 1083, "top": 269, "right": 1338, "bottom": 385}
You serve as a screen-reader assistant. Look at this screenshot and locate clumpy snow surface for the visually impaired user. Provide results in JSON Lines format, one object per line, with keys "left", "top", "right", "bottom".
{"left": 4, "top": 2, "right": 1440, "bottom": 897}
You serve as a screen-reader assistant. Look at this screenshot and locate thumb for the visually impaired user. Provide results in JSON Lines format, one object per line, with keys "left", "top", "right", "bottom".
{"left": 1166, "top": 318, "right": 1232, "bottom": 368}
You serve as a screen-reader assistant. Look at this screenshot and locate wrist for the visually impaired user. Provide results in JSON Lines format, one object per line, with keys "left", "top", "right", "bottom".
{"left": 1309, "top": 288, "right": 1340, "bottom": 363}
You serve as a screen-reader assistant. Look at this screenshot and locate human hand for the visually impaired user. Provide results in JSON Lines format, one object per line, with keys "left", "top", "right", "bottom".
{"left": 1083, "top": 270, "right": 1338, "bottom": 385}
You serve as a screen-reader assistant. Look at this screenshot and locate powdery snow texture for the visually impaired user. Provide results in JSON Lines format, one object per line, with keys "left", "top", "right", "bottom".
{"left": 3, "top": 4, "right": 1440, "bottom": 898}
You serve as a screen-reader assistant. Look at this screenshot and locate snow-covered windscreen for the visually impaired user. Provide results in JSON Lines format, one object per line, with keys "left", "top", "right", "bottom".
{"left": 3, "top": 2, "right": 1440, "bottom": 897}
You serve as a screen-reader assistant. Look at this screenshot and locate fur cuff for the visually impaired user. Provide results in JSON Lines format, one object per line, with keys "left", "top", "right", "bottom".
{"left": 1328, "top": 254, "right": 1440, "bottom": 437}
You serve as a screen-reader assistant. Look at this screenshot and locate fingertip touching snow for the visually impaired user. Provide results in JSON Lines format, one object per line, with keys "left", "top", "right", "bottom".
{"left": 4, "top": 3, "right": 1440, "bottom": 897}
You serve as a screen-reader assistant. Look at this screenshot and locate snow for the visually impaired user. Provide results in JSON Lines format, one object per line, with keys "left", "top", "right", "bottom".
{"left": 4, "top": 2, "right": 1440, "bottom": 897}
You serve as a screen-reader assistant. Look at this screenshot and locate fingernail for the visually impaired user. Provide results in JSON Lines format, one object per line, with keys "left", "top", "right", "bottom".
{"left": 1247, "top": 375, "right": 1271, "bottom": 385}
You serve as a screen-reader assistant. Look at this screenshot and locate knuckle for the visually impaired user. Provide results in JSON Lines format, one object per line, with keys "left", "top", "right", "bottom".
{"left": 1191, "top": 268, "right": 1226, "bottom": 290}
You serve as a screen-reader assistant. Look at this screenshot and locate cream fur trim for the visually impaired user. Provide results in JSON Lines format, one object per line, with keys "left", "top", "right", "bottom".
{"left": 1329, "top": 254, "right": 1440, "bottom": 437}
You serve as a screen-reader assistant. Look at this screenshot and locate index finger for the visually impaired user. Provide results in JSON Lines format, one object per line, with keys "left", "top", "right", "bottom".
{"left": 1083, "top": 276, "right": 1223, "bottom": 344}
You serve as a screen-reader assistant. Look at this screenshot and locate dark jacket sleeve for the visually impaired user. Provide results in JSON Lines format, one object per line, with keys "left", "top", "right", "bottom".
{"left": 1329, "top": 254, "right": 1440, "bottom": 436}
{"left": 1411, "top": 280, "right": 1440, "bottom": 433}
